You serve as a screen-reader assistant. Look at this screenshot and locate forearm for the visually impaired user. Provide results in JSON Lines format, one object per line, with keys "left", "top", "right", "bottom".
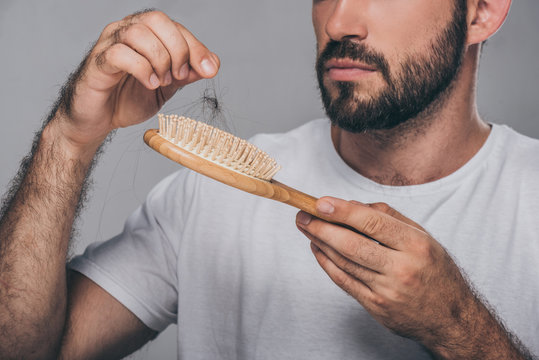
{"left": 0, "top": 111, "right": 102, "bottom": 359}
{"left": 425, "top": 293, "right": 535, "bottom": 360}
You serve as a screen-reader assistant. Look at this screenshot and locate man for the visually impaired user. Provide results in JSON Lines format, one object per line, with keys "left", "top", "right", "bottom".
{"left": 0, "top": 0, "right": 537, "bottom": 359}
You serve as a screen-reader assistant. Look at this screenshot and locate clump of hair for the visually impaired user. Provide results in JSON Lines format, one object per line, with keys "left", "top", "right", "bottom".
{"left": 163, "top": 78, "right": 233, "bottom": 133}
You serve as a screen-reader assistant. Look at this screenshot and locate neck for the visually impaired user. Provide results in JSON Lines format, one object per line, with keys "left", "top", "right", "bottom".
{"left": 331, "top": 46, "right": 490, "bottom": 186}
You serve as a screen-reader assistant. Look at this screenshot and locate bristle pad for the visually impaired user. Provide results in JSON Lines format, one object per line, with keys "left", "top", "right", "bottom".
{"left": 157, "top": 114, "right": 281, "bottom": 180}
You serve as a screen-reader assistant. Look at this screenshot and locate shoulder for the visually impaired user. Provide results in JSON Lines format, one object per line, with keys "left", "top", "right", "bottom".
{"left": 494, "top": 124, "right": 539, "bottom": 170}
{"left": 492, "top": 125, "right": 539, "bottom": 195}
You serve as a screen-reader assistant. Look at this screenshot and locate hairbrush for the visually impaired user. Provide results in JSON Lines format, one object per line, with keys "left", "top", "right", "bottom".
{"left": 144, "top": 114, "right": 328, "bottom": 220}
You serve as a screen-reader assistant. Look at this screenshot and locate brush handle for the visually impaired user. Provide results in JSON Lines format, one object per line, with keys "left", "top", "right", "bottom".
{"left": 144, "top": 129, "right": 329, "bottom": 221}
{"left": 267, "top": 180, "right": 324, "bottom": 218}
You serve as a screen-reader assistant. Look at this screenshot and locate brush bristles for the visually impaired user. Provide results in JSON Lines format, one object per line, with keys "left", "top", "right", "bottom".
{"left": 157, "top": 114, "right": 281, "bottom": 181}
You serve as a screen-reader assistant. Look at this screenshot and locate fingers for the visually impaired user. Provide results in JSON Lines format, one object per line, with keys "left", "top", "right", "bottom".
{"left": 93, "top": 10, "right": 219, "bottom": 90}
{"left": 310, "top": 242, "right": 375, "bottom": 304}
{"left": 114, "top": 23, "right": 174, "bottom": 86}
{"left": 297, "top": 211, "right": 390, "bottom": 273}
{"left": 95, "top": 43, "right": 159, "bottom": 90}
{"left": 308, "top": 234, "right": 381, "bottom": 288}
{"left": 139, "top": 11, "right": 191, "bottom": 80}
{"left": 176, "top": 24, "right": 220, "bottom": 80}
{"left": 314, "top": 197, "right": 429, "bottom": 251}
{"left": 365, "top": 202, "right": 425, "bottom": 231}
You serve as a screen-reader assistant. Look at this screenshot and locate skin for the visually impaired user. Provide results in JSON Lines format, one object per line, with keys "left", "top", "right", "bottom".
{"left": 0, "top": 10, "right": 220, "bottom": 359}
{"left": 314, "top": 0, "right": 488, "bottom": 186}
{"left": 296, "top": 0, "right": 532, "bottom": 359}
{"left": 0, "top": 1, "right": 533, "bottom": 359}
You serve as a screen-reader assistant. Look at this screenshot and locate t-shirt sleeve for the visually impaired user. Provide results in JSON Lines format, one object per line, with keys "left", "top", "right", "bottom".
{"left": 69, "top": 170, "right": 189, "bottom": 332}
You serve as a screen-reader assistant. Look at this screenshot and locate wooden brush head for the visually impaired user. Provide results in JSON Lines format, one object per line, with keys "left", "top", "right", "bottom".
{"left": 152, "top": 114, "right": 280, "bottom": 181}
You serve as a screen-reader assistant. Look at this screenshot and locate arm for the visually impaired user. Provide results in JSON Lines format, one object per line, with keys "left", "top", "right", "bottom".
{"left": 296, "top": 198, "right": 536, "bottom": 360}
{"left": 0, "top": 114, "right": 99, "bottom": 359}
{"left": 0, "top": 10, "right": 219, "bottom": 359}
{"left": 59, "top": 271, "right": 157, "bottom": 360}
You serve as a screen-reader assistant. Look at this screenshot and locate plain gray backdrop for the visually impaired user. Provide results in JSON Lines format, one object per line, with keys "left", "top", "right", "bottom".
{"left": 0, "top": 1, "right": 537, "bottom": 359}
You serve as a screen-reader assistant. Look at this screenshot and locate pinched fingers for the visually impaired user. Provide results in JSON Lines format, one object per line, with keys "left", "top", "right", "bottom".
{"left": 137, "top": 11, "right": 219, "bottom": 80}
{"left": 175, "top": 23, "right": 220, "bottom": 80}
{"left": 113, "top": 23, "right": 174, "bottom": 86}
{"left": 95, "top": 43, "right": 158, "bottom": 90}
{"left": 92, "top": 10, "right": 219, "bottom": 90}
{"left": 137, "top": 11, "right": 190, "bottom": 80}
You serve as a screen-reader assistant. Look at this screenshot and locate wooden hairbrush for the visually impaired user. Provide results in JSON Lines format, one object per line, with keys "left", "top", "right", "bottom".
{"left": 143, "top": 114, "right": 328, "bottom": 221}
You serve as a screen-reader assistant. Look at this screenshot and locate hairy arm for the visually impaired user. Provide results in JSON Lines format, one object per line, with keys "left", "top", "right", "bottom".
{"left": 296, "top": 198, "right": 537, "bottom": 360}
{"left": 0, "top": 113, "right": 100, "bottom": 358}
{"left": 0, "top": 10, "right": 219, "bottom": 359}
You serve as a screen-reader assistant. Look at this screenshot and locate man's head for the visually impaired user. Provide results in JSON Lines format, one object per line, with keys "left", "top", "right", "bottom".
{"left": 313, "top": 0, "right": 512, "bottom": 133}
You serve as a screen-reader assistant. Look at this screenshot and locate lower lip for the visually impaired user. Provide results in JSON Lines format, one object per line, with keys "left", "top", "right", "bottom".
{"left": 327, "top": 68, "right": 376, "bottom": 81}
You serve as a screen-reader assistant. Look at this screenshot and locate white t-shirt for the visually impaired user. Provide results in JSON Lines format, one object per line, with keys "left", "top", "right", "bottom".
{"left": 70, "top": 119, "right": 539, "bottom": 359}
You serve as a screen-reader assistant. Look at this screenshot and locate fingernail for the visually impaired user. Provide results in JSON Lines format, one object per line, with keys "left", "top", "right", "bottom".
{"left": 164, "top": 71, "right": 172, "bottom": 85}
{"left": 200, "top": 57, "right": 216, "bottom": 76}
{"left": 150, "top": 73, "right": 160, "bottom": 88}
{"left": 317, "top": 199, "right": 335, "bottom": 214}
{"left": 297, "top": 212, "right": 312, "bottom": 226}
{"left": 179, "top": 63, "right": 189, "bottom": 80}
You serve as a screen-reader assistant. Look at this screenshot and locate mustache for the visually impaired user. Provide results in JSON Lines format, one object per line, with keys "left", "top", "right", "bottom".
{"left": 316, "top": 40, "right": 391, "bottom": 84}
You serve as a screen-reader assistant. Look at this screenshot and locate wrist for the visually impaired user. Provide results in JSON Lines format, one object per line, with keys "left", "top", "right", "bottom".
{"left": 422, "top": 295, "right": 528, "bottom": 360}
{"left": 43, "top": 110, "right": 108, "bottom": 163}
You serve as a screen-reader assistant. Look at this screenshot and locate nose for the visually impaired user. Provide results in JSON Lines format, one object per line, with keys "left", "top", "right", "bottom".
{"left": 325, "top": 0, "right": 368, "bottom": 42}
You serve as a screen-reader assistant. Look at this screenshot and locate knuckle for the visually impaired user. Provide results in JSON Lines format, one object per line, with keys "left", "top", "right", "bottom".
{"left": 94, "top": 44, "right": 119, "bottom": 68}
{"left": 104, "top": 44, "right": 122, "bottom": 61}
{"left": 395, "top": 265, "right": 420, "bottom": 288}
{"left": 103, "top": 21, "right": 121, "bottom": 36}
{"left": 170, "top": 39, "right": 188, "bottom": 60}
{"left": 154, "top": 46, "right": 171, "bottom": 65}
{"left": 355, "top": 265, "right": 375, "bottom": 284}
{"left": 341, "top": 259, "right": 358, "bottom": 277}
{"left": 372, "top": 203, "right": 401, "bottom": 220}
{"left": 335, "top": 272, "right": 354, "bottom": 293}
{"left": 371, "top": 202, "right": 391, "bottom": 213}
{"left": 145, "top": 10, "right": 169, "bottom": 24}
{"left": 413, "top": 237, "right": 435, "bottom": 260}
{"left": 383, "top": 287, "right": 407, "bottom": 307}
{"left": 147, "top": 47, "right": 171, "bottom": 72}
{"left": 363, "top": 245, "right": 387, "bottom": 268}
{"left": 341, "top": 236, "right": 359, "bottom": 259}
{"left": 362, "top": 214, "right": 384, "bottom": 235}
{"left": 123, "top": 23, "right": 145, "bottom": 39}
{"left": 371, "top": 293, "right": 387, "bottom": 309}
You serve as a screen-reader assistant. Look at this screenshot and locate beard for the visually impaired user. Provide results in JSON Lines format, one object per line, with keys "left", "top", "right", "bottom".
{"left": 316, "top": 1, "right": 468, "bottom": 133}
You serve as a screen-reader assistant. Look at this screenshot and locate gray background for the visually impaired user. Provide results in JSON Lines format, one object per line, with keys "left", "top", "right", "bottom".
{"left": 0, "top": 1, "right": 537, "bottom": 359}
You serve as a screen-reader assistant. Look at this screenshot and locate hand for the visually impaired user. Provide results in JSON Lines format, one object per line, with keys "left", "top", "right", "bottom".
{"left": 295, "top": 197, "right": 477, "bottom": 348}
{"left": 54, "top": 10, "right": 220, "bottom": 149}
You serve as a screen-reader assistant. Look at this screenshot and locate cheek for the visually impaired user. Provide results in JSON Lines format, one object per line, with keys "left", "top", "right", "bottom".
{"left": 367, "top": 1, "right": 453, "bottom": 55}
{"left": 312, "top": 2, "right": 332, "bottom": 52}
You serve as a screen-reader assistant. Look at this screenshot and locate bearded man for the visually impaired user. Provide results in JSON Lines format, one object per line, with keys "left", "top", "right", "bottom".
{"left": 0, "top": 0, "right": 537, "bottom": 359}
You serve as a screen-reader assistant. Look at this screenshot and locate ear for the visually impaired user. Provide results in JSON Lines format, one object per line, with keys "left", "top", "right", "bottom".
{"left": 466, "top": 0, "right": 512, "bottom": 45}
